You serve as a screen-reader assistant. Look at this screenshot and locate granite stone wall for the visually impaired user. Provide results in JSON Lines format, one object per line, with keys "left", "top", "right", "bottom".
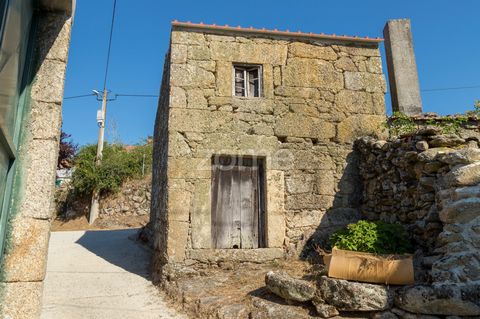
{"left": 357, "top": 124, "right": 480, "bottom": 284}
{"left": 152, "top": 26, "right": 388, "bottom": 269}
{"left": 0, "top": 8, "right": 73, "bottom": 319}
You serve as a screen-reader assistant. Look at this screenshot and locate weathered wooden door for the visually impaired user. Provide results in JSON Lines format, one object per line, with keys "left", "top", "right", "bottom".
{"left": 212, "top": 156, "right": 265, "bottom": 249}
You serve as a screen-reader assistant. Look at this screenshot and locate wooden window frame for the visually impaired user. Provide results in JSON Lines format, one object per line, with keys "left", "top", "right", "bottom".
{"left": 232, "top": 64, "right": 263, "bottom": 98}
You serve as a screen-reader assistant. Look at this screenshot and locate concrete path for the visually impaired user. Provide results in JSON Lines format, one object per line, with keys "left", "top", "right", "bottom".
{"left": 41, "top": 229, "right": 186, "bottom": 319}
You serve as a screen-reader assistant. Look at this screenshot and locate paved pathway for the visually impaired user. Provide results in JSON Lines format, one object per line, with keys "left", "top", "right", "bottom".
{"left": 41, "top": 229, "right": 186, "bottom": 319}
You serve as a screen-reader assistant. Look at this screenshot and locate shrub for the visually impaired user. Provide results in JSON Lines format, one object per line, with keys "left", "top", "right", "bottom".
{"left": 330, "top": 220, "right": 413, "bottom": 255}
{"left": 57, "top": 131, "right": 78, "bottom": 169}
{"left": 71, "top": 141, "right": 152, "bottom": 196}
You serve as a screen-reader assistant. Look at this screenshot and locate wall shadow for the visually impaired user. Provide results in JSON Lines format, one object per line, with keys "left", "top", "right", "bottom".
{"left": 75, "top": 228, "right": 151, "bottom": 279}
{"left": 300, "top": 148, "right": 363, "bottom": 263}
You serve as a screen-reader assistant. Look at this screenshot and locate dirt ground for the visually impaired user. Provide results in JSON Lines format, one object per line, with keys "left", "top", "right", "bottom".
{"left": 161, "top": 260, "right": 366, "bottom": 319}
{"left": 51, "top": 214, "right": 149, "bottom": 231}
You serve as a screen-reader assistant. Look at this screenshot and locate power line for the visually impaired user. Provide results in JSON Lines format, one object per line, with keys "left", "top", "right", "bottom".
{"left": 64, "top": 92, "right": 158, "bottom": 100}
{"left": 64, "top": 84, "right": 480, "bottom": 101}
{"left": 115, "top": 93, "right": 159, "bottom": 98}
{"left": 386, "top": 84, "right": 480, "bottom": 95}
{"left": 63, "top": 93, "right": 95, "bottom": 100}
{"left": 102, "top": 0, "right": 117, "bottom": 90}
{"left": 422, "top": 85, "right": 480, "bottom": 92}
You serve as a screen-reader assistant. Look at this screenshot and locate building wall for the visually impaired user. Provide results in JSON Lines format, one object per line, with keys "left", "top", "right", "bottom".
{"left": 0, "top": 7, "right": 72, "bottom": 319}
{"left": 151, "top": 52, "right": 172, "bottom": 280}
{"left": 153, "top": 27, "right": 387, "bottom": 267}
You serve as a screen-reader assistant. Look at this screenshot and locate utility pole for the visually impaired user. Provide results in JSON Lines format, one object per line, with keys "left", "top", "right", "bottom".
{"left": 88, "top": 89, "right": 108, "bottom": 224}
{"left": 88, "top": 0, "right": 117, "bottom": 224}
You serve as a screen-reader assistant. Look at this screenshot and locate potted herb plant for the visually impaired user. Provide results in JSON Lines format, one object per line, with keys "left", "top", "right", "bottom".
{"left": 325, "top": 220, "right": 414, "bottom": 285}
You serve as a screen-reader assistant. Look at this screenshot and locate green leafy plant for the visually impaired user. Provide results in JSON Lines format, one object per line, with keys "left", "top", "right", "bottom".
{"left": 465, "top": 100, "right": 480, "bottom": 117}
{"left": 388, "top": 112, "right": 417, "bottom": 136}
{"left": 330, "top": 220, "right": 413, "bottom": 255}
{"left": 426, "top": 116, "right": 467, "bottom": 134}
{"left": 71, "top": 141, "right": 153, "bottom": 196}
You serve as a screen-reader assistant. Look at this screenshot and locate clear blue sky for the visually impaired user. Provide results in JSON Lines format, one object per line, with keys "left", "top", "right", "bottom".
{"left": 62, "top": 0, "right": 480, "bottom": 146}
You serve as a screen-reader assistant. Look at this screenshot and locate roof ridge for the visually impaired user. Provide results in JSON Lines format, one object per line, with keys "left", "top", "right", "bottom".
{"left": 171, "top": 20, "right": 383, "bottom": 44}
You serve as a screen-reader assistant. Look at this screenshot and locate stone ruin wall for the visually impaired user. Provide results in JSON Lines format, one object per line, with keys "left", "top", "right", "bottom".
{"left": 99, "top": 177, "right": 151, "bottom": 218}
{"left": 152, "top": 27, "right": 388, "bottom": 268}
{"left": 56, "top": 177, "right": 151, "bottom": 220}
{"left": 357, "top": 121, "right": 480, "bottom": 284}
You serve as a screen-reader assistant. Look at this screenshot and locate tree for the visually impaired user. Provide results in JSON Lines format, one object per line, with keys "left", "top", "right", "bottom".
{"left": 58, "top": 131, "right": 78, "bottom": 169}
{"left": 71, "top": 141, "right": 153, "bottom": 196}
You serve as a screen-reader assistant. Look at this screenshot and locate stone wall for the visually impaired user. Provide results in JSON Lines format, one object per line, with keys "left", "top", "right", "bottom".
{"left": 152, "top": 25, "right": 388, "bottom": 270}
{"left": 151, "top": 51, "right": 171, "bottom": 280}
{"left": 357, "top": 125, "right": 480, "bottom": 284}
{"left": 55, "top": 177, "right": 151, "bottom": 221}
{"left": 0, "top": 6, "right": 73, "bottom": 319}
{"left": 99, "top": 177, "right": 151, "bottom": 218}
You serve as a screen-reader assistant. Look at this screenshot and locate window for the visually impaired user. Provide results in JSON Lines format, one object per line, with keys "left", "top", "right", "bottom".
{"left": 233, "top": 65, "right": 262, "bottom": 97}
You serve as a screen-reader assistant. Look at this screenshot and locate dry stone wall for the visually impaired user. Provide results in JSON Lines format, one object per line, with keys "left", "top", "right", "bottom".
{"left": 99, "top": 177, "right": 151, "bottom": 218}
{"left": 357, "top": 124, "right": 480, "bottom": 284}
{"left": 152, "top": 26, "right": 388, "bottom": 269}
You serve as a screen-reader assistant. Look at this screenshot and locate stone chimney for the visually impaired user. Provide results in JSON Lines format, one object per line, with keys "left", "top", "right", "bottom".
{"left": 383, "top": 19, "right": 423, "bottom": 115}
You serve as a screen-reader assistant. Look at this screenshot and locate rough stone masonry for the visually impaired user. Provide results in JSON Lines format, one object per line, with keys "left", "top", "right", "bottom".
{"left": 0, "top": 1, "right": 74, "bottom": 318}
{"left": 151, "top": 21, "right": 388, "bottom": 277}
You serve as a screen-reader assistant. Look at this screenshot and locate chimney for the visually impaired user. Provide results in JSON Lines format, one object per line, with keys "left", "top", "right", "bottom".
{"left": 383, "top": 19, "right": 423, "bottom": 115}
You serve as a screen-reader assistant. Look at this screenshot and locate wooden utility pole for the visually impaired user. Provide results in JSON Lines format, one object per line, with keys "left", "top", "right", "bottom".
{"left": 88, "top": 0, "right": 117, "bottom": 224}
{"left": 88, "top": 89, "right": 108, "bottom": 224}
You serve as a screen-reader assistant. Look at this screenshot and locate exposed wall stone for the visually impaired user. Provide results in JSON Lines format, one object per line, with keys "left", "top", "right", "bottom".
{"left": 98, "top": 177, "right": 151, "bottom": 218}
{"left": 150, "top": 50, "right": 172, "bottom": 281}
{"left": 152, "top": 27, "right": 387, "bottom": 271}
{"left": 357, "top": 123, "right": 480, "bottom": 284}
{"left": 1, "top": 9, "right": 73, "bottom": 319}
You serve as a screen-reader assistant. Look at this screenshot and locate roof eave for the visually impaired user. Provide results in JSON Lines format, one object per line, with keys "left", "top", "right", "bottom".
{"left": 172, "top": 21, "right": 383, "bottom": 45}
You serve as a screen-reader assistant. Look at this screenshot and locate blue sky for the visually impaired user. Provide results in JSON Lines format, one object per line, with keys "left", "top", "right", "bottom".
{"left": 62, "top": 0, "right": 480, "bottom": 146}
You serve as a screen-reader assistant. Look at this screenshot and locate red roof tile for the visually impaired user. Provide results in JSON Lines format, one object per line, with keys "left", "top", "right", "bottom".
{"left": 171, "top": 20, "right": 383, "bottom": 44}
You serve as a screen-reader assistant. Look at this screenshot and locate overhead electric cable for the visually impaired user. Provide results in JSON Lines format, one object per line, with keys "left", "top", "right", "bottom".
{"left": 103, "top": 0, "right": 117, "bottom": 90}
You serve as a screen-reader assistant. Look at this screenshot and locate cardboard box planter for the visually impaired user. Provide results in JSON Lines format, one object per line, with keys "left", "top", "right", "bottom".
{"left": 324, "top": 247, "right": 414, "bottom": 285}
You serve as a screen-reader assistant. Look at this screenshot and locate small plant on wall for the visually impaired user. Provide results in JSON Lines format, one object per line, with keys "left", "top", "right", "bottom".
{"left": 387, "top": 112, "right": 417, "bottom": 136}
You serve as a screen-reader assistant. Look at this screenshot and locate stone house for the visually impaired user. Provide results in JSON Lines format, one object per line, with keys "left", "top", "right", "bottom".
{"left": 0, "top": 1, "right": 74, "bottom": 318}
{"left": 151, "top": 21, "right": 388, "bottom": 274}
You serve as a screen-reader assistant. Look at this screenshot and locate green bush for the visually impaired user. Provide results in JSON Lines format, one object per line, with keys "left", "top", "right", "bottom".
{"left": 72, "top": 141, "right": 153, "bottom": 196}
{"left": 330, "top": 220, "right": 413, "bottom": 255}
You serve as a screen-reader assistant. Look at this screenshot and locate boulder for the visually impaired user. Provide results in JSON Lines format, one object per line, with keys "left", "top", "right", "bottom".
{"left": 417, "top": 126, "right": 443, "bottom": 136}
{"left": 415, "top": 141, "right": 429, "bottom": 151}
{"left": 251, "top": 299, "right": 312, "bottom": 319}
{"left": 312, "top": 297, "right": 339, "bottom": 318}
{"left": 372, "top": 311, "right": 398, "bottom": 319}
{"left": 428, "top": 135, "right": 465, "bottom": 148}
{"left": 265, "top": 271, "right": 316, "bottom": 302}
{"left": 438, "top": 197, "right": 480, "bottom": 224}
{"left": 391, "top": 307, "right": 441, "bottom": 319}
{"left": 317, "top": 276, "right": 393, "bottom": 311}
{"left": 436, "top": 148, "right": 480, "bottom": 165}
{"left": 445, "top": 162, "right": 480, "bottom": 187}
{"left": 417, "top": 147, "right": 454, "bottom": 162}
{"left": 395, "top": 284, "right": 480, "bottom": 316}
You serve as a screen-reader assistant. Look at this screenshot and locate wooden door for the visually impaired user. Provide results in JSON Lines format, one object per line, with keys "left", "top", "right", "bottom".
{"left": 212, "top": 156, "right": 264, "bottom": 249}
